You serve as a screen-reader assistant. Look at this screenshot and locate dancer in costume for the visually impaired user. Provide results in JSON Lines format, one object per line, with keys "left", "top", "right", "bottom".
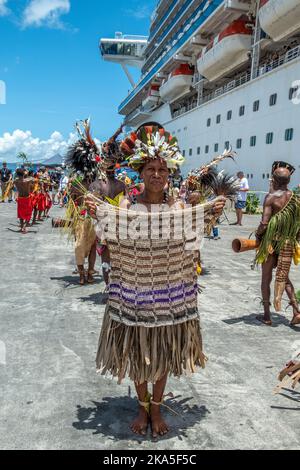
{"left": 44, "top": 178, "right": 53, "bottom": 218}
{"left": 0, "top": 161, "right": 13, "bottom": 203}
{"left": 86, "top": 124, "right": 228, "bottom": 438}
{"left": 255, "top": 162, "right": 300, "bottom": 326}
{"left": 90, "top": 126, "right": 126, "bottom": 286}
{"left": 30, "top": 172, "right": 41, "bottom": 225}
{"left": 65, "top": 119, "right": 102, "bottom": 285}
{"left": 14, "top": 168, "right": 34, "bottom": 233}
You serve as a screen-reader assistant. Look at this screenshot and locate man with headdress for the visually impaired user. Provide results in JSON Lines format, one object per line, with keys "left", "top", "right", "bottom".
{"left": 14, "top": 168, "right": 34, "bottom": 233}
{"left": 1, "top": 161, "right": 13, "bottom": 203}
{"left": 89, "top": 126, "right": 126, "bottom": 286}
{"left": 86, "top": 123, "right": 226, "bottom": 438}
{"left": 66, "top": 119, "right": 101, "bottom": 285}
{"left": 255, "top": 161, "right": 300, "bottom": 326}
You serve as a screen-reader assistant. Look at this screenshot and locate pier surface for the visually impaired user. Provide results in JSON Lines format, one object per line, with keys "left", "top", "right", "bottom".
{"left": 0, "top": 203, "right": 299, "bottom": 450}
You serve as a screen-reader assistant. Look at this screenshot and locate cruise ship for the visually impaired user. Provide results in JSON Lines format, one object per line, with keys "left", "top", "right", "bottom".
{"left": 100, "top": 0, "right": 300, "bottom": 190}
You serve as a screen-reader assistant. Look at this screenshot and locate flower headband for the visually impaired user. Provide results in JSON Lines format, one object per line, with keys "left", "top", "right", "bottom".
{"left": 121, "top": 126, "right": 185, "bottom": 172}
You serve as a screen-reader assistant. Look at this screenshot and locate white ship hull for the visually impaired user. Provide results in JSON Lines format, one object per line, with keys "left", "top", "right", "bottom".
{"left": 149, "top": 58, "right": 300, "bottom": 191}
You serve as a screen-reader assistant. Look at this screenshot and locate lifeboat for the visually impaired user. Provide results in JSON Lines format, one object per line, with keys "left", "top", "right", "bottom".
{"left": 259, "top": 0, "right": 300, "bottom": 42}
{"left": 159, "top": 64, "right": 194, "bottom": 103}
{"left": 197, "top": 18, "right": 253, "bottom": 82}
{"left": 142, "top": 84, "right": 160, "bottom": 110}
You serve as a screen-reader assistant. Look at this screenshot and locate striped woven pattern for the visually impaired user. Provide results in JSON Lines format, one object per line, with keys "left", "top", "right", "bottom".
{"left": 97, "top": 203, "right": 210, "bottom": 327}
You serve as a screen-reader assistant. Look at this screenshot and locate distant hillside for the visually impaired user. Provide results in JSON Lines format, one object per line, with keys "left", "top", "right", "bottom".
{"left": 41, "top": 154, "right": 64, "bottom": 166}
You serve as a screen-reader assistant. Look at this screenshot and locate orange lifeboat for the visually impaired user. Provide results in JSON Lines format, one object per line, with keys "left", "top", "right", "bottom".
{"left": 197, "top": 18, "right": 253, "bottom": 82}
{"left": 259, "top": 0, "right": 300, "bottom": 42}
{"left": 142, "top": 84, "right": 160, "bottom": 111}
{"left": 160, "top": 64, "right": 194, "bottom": 103}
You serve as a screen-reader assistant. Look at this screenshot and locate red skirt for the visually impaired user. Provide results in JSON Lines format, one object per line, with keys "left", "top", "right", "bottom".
{"left": 45, "top": 192, "right": 52, "bottom": 210}
{"left": 17, "top": 196, "right": 33, "bottom": 222}
{"left": 37, "top": 193, "right": 46, "bottom": 212}
{"left": 30, "top": 192, "right": 38, "bottom": 209}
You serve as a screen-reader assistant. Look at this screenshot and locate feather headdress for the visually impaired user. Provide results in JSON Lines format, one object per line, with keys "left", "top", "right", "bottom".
{"left": 65, "top": 119, "right": 103, "bottom": 180}
{"left": 121, "top": 125, "right": 185, "bottom": 172}
{"left": 101, "top": 125, "right": 125, "bottom": 170}
{"left": 186, "top": 147, "right": 238, "bottom": 198}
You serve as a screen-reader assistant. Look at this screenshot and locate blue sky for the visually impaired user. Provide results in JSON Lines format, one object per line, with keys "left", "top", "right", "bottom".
{"left": 0, "top": 0, "right": 156, "bottom": 161}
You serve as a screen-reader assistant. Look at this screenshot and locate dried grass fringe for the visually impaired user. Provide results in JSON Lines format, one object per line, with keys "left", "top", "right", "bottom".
{"left": 96, "top": 308, "right": 207, "bottom": 385}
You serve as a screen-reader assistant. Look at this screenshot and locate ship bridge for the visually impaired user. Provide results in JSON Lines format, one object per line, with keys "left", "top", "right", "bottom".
{"left": 100, "top": 33, "right": 148, "bottom": 87}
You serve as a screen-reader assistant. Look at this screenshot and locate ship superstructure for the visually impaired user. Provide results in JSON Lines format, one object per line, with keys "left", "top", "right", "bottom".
{"left": 100, "top": 1, "right": 300, "bottom": 190}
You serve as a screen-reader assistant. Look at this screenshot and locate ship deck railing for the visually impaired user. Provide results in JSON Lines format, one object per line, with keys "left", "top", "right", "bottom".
{"left": 173, "top": 45, "right": 300, "bottom": 119}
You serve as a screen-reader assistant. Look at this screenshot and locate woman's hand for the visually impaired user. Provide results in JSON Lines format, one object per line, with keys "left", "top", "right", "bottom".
{"left": 212, "top": 196, "right": 226, "bottom": 216}
{"left": 85, "top": 194, "right": 97, "bottom": 219}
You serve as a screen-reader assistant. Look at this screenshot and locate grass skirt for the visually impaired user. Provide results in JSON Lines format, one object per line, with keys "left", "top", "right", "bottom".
{"left": 96, "top": 307, "right": 207, "bottom": 384}
{"left": 74, "top": 218, "right": 96, "bottom": 265}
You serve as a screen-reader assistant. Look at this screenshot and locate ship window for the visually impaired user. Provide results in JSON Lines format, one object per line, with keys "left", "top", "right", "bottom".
{"left": 251, "top": 174, "right": 253, "bottom": 179}
{"left": 262, "top": 174, "right": 265, "bottom": 179}
{"left": 189, "top": 148, "right": 193, "bottom": 156}
{"left": 182, "top": 150, "right": 186, "bottom": 157}
{"left": 207, "top": 118, "right": 211, "bottom": 127}
{"left": 266, "top": 132, "right": 273, "bottom": 144}
{"left": 285, "top": 128, "right": 294, "bottom": 141}
{"left": 267, "top": 173, "right": 270, "bottom": 179}
{"left": 214, "top": 143, "right": 219, "bottom": 152}
{"left": 269, "top": 93, "right": 277, "bottom": 106}
{"left": 227, "top": 110, "right": 232, "bottom": 120}
{"left": 247, "top": 174, "right": 250, "bottom": 179}
{"left": 224, "top": 141, "right": 230, "bottom": 150}
{"left": 236, "top": 139, "right": 242, "bottom": 149}
{"left": 253, "top": 100, "right": 260, "bottom": 112}
{"left": 216, "top": 114, "right": 221, "bottom": 124}
{"left": 289, "top": 86, "right": 299, "bottom": 101}
{"left": 205, "top": 145, "right": 209, "bottom": 154}
{"left": 197, "top": 147, "right": 201, "bottom": 155}
{"left": 239, "top": 106, "right": 245, "bottom": 116}
{"left": 250, "top": 136, "right": 256, "bottom": 147}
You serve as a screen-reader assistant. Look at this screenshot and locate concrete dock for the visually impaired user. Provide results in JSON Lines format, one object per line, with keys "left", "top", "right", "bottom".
{"left": 0, "top": 202, "right": 299, "bottom": 450}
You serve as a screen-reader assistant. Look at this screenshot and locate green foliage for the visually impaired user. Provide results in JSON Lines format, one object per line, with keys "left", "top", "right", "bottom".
{"left": 296, "top": 290, "right": 300, "bottom": 303}
{"left": 293, "top": 186, "right": 300, "bottom": 197}
{"left": 17, "top": 152, "right": 29, "bottom": 164}
{"left": 246, "top": 193, "right": 260, "bottom": 214}
{"left": 255, "top": 194, "right": 300, "bottom": 264}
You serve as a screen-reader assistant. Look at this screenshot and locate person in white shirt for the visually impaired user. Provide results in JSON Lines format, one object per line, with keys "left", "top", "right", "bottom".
{"left": 58, "top": 174, "right": 69, "bottom": 207}
{"left": 234, "top": 171, "right": 249, "bottom": 226}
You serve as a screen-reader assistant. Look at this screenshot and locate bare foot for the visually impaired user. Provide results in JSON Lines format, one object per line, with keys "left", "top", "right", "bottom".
{"left": 150, "top": 405, "right": 170, "bottom": 438}
{"left": 291, "top": 314, "right": 300, "bottom": 326}
{"left": 256, "top": 314, "right": 272, "bottom": 326}
{"left": 130, "top": 406, "right": 148, "bottom": 436}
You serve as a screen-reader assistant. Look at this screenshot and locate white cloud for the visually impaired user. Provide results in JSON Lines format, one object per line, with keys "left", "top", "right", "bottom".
{"left": 0, "top": 129, "right": 77, "bottom": 163}
{"left": 23, "top": 0, "right": 71, "bottom": 28}
{"left": 0, "top": 0, "right": 9, "bottom": 16}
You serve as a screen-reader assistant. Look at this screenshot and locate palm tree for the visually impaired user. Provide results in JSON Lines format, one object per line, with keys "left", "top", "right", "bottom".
{"left": 17, "top": 152, "right": 29, "bottom": 165}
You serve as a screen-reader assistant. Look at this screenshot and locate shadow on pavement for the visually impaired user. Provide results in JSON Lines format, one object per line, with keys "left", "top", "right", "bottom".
{"left": 79, "top": 292, "right": 108, "bottom": 305}
{"left": 7, "top": 227, "right": 38, "bottom": 234}
{"left": 72, "top": 394, "right": 210, "bottom": 442}
{"left": 50, "top": 275, "right": 102, "bottom": 288}
{"left": 222, "top": 312, "right": 299, "bottom": 329}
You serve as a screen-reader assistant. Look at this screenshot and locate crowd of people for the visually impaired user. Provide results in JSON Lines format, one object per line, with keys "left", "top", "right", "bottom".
{"left": 1, "top": 120, "right": 299, "bottom": 438}
{"left": 0, "top": 162, "right": 74, "bottom": 233}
